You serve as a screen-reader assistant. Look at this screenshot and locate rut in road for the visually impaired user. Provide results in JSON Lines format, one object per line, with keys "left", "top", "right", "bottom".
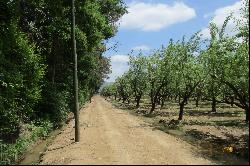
{"left": 39, "top": 95, "right": 215, "bottom": 165}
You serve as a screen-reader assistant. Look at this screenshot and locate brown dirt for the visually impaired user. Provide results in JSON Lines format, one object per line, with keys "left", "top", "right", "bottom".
{"left": 147, "top": 102, "right": 249, "bottom": 146}
{"left": 39, "top": 95, "right": 215, "bottom": 165}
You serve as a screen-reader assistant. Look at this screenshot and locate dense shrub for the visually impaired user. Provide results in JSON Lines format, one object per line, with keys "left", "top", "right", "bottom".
{"left": 0, "top": 23, "right": 45, "bottom": 142}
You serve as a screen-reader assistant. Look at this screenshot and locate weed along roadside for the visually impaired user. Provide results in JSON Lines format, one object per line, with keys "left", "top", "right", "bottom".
{"left": 16, "top": 109, "right": 83, "bottom": 165}
{"left": 17, "top": 128, "right": 61, "bottom": 165}
{"left": 0, "top": 114, "right": 70, "bottom": 165}
{"left": 1, "top": 0, "right": 126, "bottom": 165}
{"left": 15, "top": 113, "right": 73, "bottom": 165}
{"left": 109, "top": 98, "right": 249, "bottom": 165}
{"left": 0, "top": 120, "right": 53, "bottom": 165}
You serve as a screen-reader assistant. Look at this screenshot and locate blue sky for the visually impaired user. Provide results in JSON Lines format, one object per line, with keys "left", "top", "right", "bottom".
{"left": 103, "top": 0, "right": 243, "bottom": 82}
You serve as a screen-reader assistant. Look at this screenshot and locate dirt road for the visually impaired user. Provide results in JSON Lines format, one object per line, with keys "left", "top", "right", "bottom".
{"left": 40, "top": 96, "right": 215, "bottom": 165}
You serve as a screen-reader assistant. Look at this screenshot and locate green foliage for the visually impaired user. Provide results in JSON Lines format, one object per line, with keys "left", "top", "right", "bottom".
{"left": 170, "top": 33, "right": 204, "bottom": 103}
{"left": 0, "top": 22, "right": 45, "bottom": 140}
{"left": 159, "top": 119, "right": 184, "bottom": 130}
{"left": 107, "top": 1, "right": 248, "bottom": 121}
{"left": 38, "top": 85, "right": 70, "bottom": 128}
{"left": 115, "top": 72, "right": 133, "bottom": 103}
{"left": 128, "top": 54, "right": 148, "bottom": 107}
{"left": 100, "top": 83, "right": 117, "bottom": 97}
{"left": 1, "top": 0, "right": 125, "bottom": 164}
{"left": 201, "top": 4, "right": 249, "bottom": 117}
{"left": 0, "top": 120, "right": 53, "bottom": 165}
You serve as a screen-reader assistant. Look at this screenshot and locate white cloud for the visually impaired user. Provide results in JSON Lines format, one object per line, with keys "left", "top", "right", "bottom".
{"left": 105, "top": 55, "right": 129, "bottom": 82}
{"left": 201, "top": 0, "right": 244, "bottom": 39}
{"left": 110, "top": 54, "right": 129, "bottom": 63}
{"left": 132, "top": 45, "right": 150, "bottom": 51}
{"left": 119, "top": 1, "right": 196, "bottom": 31}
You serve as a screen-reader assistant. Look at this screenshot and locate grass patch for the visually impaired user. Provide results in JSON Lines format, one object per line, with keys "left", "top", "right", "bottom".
{"left": 0, "top": 120, "right": 53, "bottom": 165}
{"left": 212, "top": 120, "right": 249, "bottom": 128}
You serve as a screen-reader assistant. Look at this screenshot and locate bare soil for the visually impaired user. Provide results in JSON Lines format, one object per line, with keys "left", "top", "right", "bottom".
{"left": 111, "top": 98, "right": 249, "bottom": 164}
{"left": 39, "top": 95, "right": 215, "bottom": 165}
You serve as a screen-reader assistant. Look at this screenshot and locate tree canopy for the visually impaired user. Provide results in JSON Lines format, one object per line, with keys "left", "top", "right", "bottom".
{"left": 0, "top": 0, "right": 126, "bottom": 142}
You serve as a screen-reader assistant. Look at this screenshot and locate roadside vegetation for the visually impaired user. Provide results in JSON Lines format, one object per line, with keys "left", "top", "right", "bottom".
{"left": 0, "top": 0, "right": 126, "bottom": 164}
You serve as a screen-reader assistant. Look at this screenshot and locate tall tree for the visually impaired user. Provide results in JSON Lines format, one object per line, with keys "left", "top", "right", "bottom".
{"left": 128, "top": 54, "right": 147, "bottom": 108}
{"left": 203, "top": 7, "right": 249, "bottom": 121}
{"left": 172, "top": 34, "right": 204, "bottom": 120}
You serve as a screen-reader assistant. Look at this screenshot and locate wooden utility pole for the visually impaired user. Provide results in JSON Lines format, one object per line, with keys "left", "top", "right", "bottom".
{"left": 71, "top": 0, "right": 80, "bottom": 142}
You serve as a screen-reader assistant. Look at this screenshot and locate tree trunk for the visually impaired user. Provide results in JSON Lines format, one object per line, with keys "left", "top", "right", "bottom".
{"left": 149, "top": 102, "right": 156, "bottom": 114}
{"left": 178, "top": 103, "right": 184, "bottom": 120}
{"left": 231, "top": 96, "right": 234, "bottom": 107}
{"left": 211, "top": 97, "right": 216, "bottom": 112}
{"left": 136, "top": 99, "right": 140, "bottom": 108}
{"left": 136, "top": 100, "right": 140, "bottom": 108}
{"left": 135, "top": 95, "right": 142, "bottom": 108}
{"left": 196, "top": 97, "right": 199, "bottom": 107}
